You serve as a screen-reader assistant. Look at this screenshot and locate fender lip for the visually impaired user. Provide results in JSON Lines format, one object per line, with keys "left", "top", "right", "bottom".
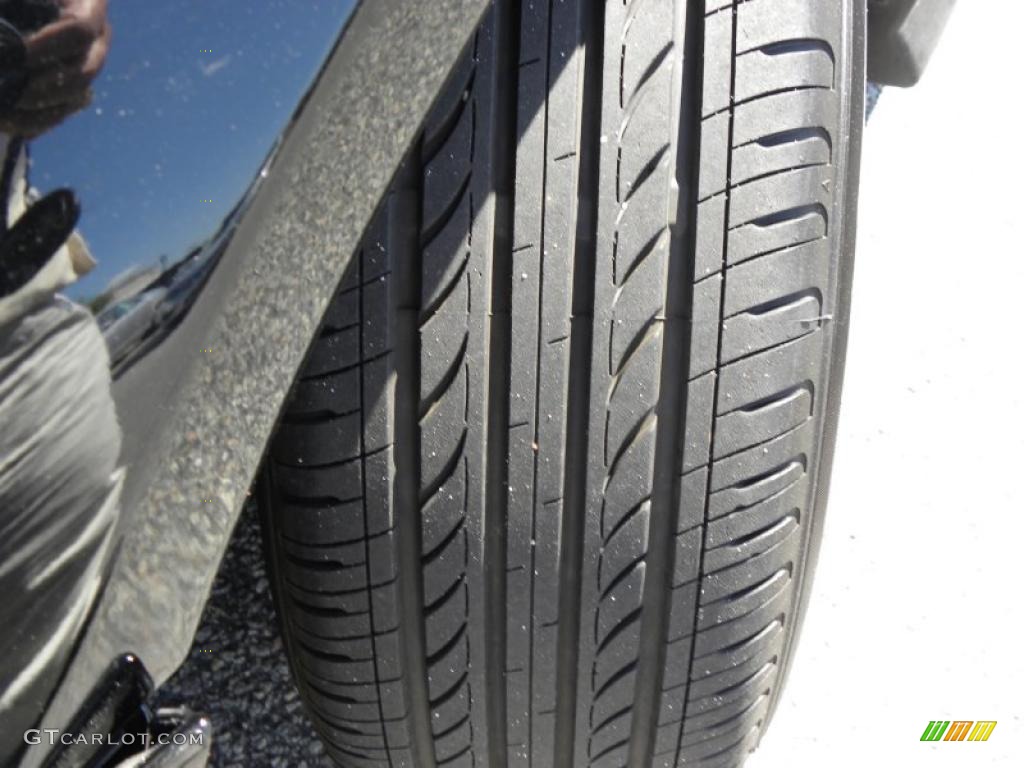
{"left": 16, "top": 0, "right": 489, "bottom": 763}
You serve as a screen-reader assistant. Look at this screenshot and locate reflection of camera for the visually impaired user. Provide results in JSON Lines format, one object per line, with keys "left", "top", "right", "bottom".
{"left": 0, "top": 0, "right": 59, "bottom": 34}
{"left": 0, "top": 1, "right": 59, "bottom": 114}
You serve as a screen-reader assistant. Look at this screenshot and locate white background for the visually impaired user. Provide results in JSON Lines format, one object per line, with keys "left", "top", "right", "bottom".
{"left": 748, "top": 2, "right": 1024, "bottom": 766}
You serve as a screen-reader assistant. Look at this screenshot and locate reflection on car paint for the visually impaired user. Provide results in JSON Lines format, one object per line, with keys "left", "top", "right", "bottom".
{"left": 0, "top": 1, "right": 353, "bottom": 764}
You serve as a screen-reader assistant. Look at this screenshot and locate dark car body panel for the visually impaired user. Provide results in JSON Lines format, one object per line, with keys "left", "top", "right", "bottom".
{"left": 867, "top": 0, "right": 956, "bottom": 85}
{"left": 3, "top": 0, "right": 488, "bottom": 763}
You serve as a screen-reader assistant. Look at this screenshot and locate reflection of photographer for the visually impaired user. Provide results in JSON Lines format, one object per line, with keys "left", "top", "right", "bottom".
{"left": 0, "top": 0, "right": 110, "bottom": 137}
{"left": 0, "top": 0, "right": 110, "bottom": 315}
{"left": 0, "top": 0, "right": 117, "bottom": 744}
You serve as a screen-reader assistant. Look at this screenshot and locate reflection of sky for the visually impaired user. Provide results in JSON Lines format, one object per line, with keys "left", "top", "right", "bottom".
{"left": 29, "top": 0, "right": 354, "bottom": 301}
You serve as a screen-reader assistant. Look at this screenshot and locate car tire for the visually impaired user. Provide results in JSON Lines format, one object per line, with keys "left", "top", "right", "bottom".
{"left": 261, "top": 0, "right": 864, "bottom": 766}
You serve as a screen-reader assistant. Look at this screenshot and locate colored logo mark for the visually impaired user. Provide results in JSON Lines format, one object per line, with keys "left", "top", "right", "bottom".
{"left": 921, "top": 720, "right": 997, "bottom": 742}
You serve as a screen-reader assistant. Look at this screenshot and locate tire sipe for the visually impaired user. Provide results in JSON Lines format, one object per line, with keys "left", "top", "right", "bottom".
{"left": 261, "top": 0, "right": 864, "bottom": 765}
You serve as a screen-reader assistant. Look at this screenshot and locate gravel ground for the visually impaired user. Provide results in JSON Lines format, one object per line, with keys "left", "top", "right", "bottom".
{"left": 157, "top": 502, "right": 331, "bottom": 768}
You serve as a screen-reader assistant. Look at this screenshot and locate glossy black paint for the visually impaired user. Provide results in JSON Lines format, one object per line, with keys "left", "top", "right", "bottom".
{"left": 39, "top": 654, "right": 152, "bottom": 768}
{"left": 1, "top": 0, "right": 490, "bottom": 764}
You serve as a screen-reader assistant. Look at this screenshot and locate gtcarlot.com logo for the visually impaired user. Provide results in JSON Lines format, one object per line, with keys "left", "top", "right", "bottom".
{"left": 24, "top": 729, "right": 205, "bottom": 748}
{"left": 920, "top": 720, "right": 997, "bottom": 742}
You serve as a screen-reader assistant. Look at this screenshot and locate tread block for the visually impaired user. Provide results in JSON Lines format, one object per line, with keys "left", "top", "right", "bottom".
{"left": 729, "top": 204, "right": 827, "bottom": 265}
{"left": 716, "top": 330, "right": 823, "bottom": 415}
{"left": 735, "top": 51, "right": 834, "bottom": 103}
{"left": 729, "top": 165, "right": 833, "bottom": 230}
{"left": 736, "top": 0, "right": 841, "bottom": 56}
{"left": 714, "top": 382, "right": 814, "bottom": 458}
{"left": 724, "top": 238, "right": 830, "bottom": 316}
{"left": 721, "top": 295, "right": 820, "bottom": 363}
{"left": 733, "top": 87, "right": 837, "bottom": 147}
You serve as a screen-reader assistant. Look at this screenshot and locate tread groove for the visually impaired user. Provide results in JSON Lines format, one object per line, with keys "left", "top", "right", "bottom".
{"left": 554, "top": 2, "right": 604, "bottom": 766}
{"left": 484, "top": 4, "right": 521, "bottom": 768}
{"left": 673, "top": 3, "right": 735, "bottom": 767}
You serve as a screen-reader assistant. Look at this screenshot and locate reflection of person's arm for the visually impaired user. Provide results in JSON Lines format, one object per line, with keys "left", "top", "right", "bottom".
{"left": 0, "top": 0, "right": 110, "bottom": 138}
{"left": 0, "top": 139, "right": 89, "bottom": 328}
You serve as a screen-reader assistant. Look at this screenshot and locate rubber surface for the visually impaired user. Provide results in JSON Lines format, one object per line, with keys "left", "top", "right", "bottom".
{"left": 262, "top": 1, "right": 863, "bottom": 766}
